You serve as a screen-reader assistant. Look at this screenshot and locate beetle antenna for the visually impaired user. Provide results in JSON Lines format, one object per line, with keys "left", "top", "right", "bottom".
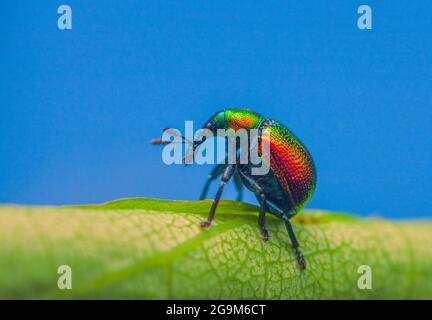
{"left": 162, "top": 128, "right": 194, "bottom": 145}
{"left": 149, "top": 138, "right": 173, "bottom": 145}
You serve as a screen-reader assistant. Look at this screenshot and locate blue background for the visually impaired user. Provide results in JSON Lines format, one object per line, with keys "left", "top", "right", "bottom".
{"left": 1, "top": 1, "right": 431, "bottom": 218}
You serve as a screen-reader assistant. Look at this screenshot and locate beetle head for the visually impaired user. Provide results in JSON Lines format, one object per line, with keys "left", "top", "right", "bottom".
{"left": 203, "top": 110, "right": 226, "bottom": 133}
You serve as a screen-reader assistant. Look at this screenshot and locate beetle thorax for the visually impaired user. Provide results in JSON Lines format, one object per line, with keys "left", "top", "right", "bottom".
{"left": 224, "top": 109, "right": 264, "bottom": 131}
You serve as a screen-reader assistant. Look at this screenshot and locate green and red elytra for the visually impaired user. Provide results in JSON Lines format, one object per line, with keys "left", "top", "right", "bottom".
{"left": 151, "top": 109, "right": 316, "bottom": 269}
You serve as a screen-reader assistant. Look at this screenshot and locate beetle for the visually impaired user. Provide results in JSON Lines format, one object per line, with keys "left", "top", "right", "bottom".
{"left": 151, "top": 109, "right": 316, "bottom": 269}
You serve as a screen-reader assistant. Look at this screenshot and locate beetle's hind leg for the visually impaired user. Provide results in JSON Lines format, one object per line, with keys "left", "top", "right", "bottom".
{"left": 237, "top": 171, "right": 270, "bottom": 241}
{"left": 268, "top": 206, "right": 306, "bottom": 270}
{"left": 200, "top": 164, "right": 236, "bottom": 228}
{"left": 233, "top": 171, "right": 244, "bottom": 201}
{"left": 257, "top": 196, "right": 270, "bottom": 241}
{"left": 284, "top": 219, "right": 306, "bottom": 270}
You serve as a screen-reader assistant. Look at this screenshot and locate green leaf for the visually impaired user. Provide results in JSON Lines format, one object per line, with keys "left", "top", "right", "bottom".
{"left": 0, "top": 198, "right": 431, "bottom": 299}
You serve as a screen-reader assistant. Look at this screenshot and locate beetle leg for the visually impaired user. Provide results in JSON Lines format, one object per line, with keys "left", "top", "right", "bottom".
{"left": 257, "top": 196, "right": 269, "bottom": 241}
{"left": 200, "top": 164, "right": 236, "bottom": 228}
{"left": 233, "top": 171, "right": 244, "bottom": 201}
{"left": 284, "top": 220, "right": 306, "bottom": 270}
{"left": 266, "top": 204, "right": 306, "bottom": 270}
{"left": 199, "top": 162, "right": 244, "bottom": 201}
{"left": 199, "top": 163, "right": 226, "bottom": 200}
{"left": 237, "top": 170, "right": 269, "bottom": 240}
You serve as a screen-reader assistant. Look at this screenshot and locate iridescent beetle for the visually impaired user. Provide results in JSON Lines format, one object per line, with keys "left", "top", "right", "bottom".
{"left": 151, "top": 109, "right": 316, "bottom": 269}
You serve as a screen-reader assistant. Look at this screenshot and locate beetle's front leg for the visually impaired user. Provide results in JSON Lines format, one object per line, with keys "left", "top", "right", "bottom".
{"left": 199, "top": 163, "right": 226, "bottom": 200}
{"left": 200, "top": 164, "right": 236, "bottom": 228}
